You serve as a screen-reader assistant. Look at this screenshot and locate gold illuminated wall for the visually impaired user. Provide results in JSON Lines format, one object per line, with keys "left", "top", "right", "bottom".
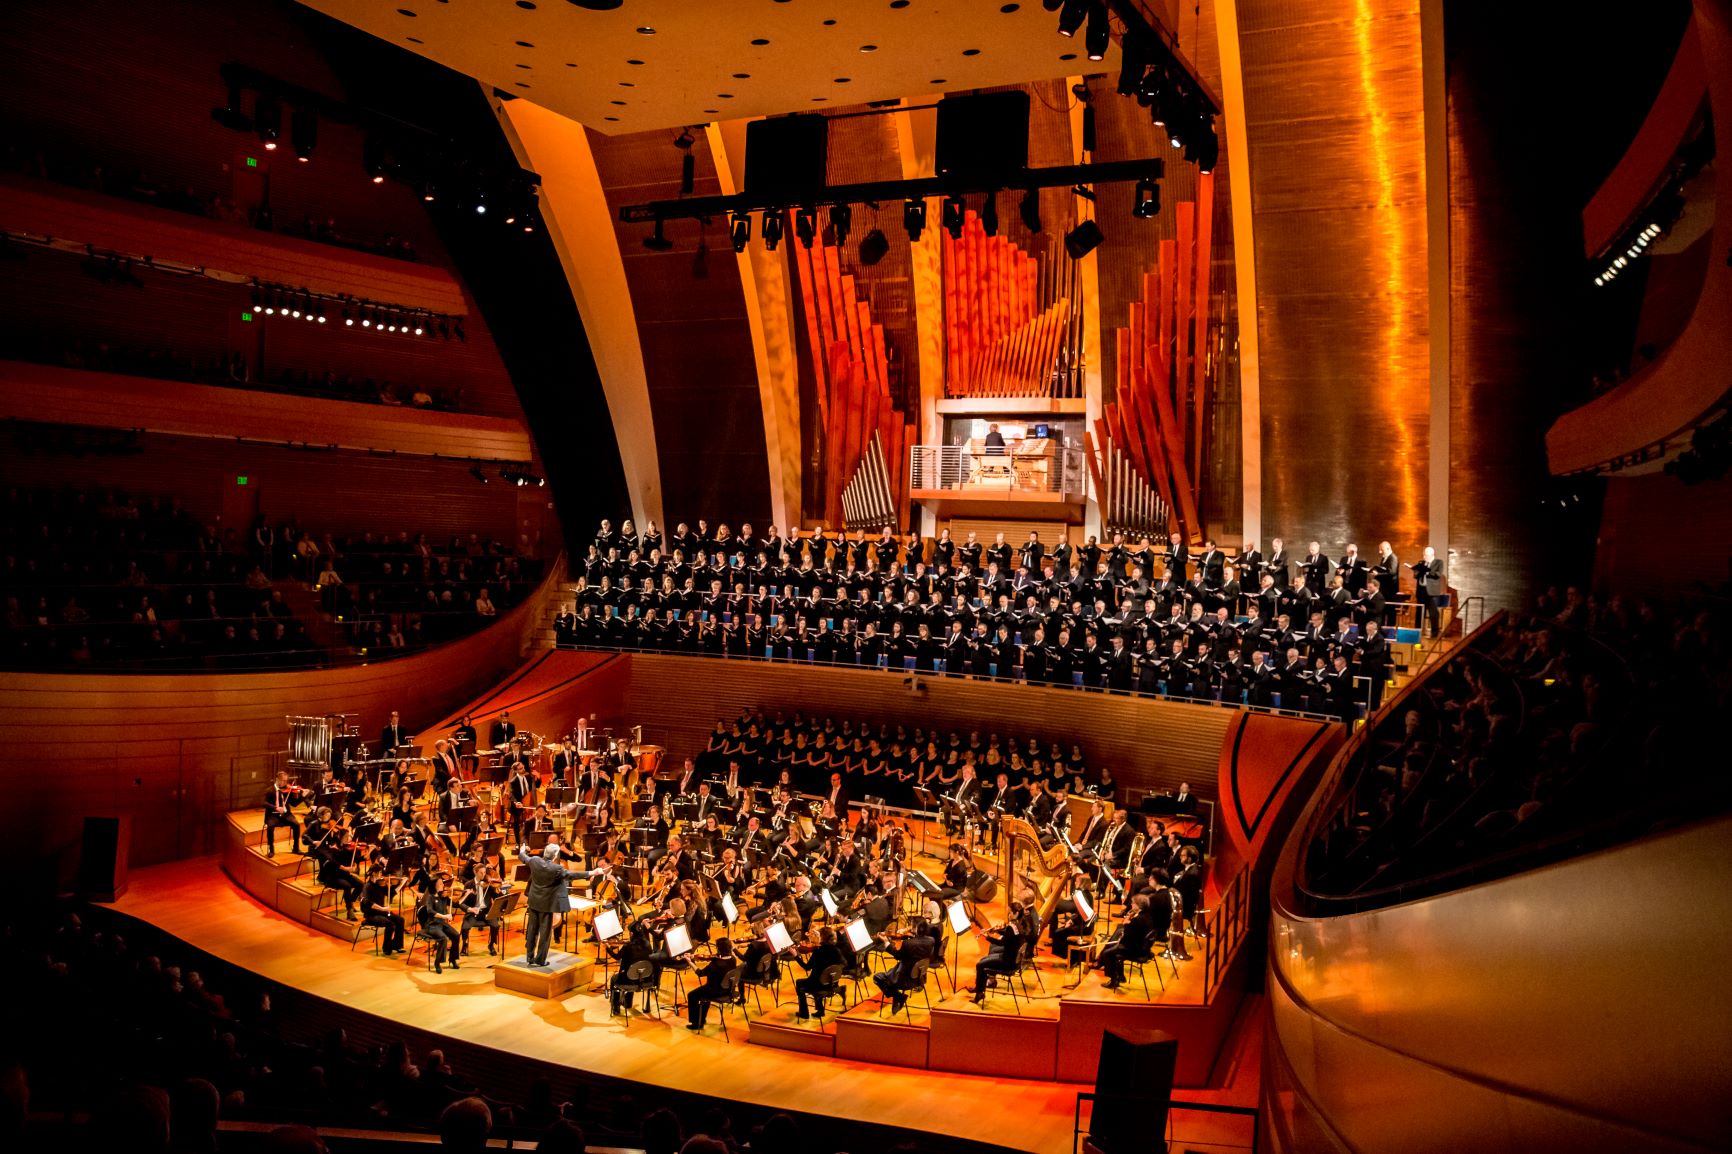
{"left": 1233, "top": 0, "right": 1431, "bottom": 551}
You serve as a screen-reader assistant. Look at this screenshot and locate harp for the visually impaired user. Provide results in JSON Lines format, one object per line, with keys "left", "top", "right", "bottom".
{"left": 998, "top": 815, "right": 1074, "bottom": 932}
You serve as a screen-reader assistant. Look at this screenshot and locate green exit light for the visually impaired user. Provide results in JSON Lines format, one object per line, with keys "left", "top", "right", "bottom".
{"left": 236, "top": 476, "right": 249, "bottom": 486}
{"left": 246, "top": 157, "right": 258, "bottom": 167}
{"left": 240, "top": 311, "right": 253, "bottom": 322}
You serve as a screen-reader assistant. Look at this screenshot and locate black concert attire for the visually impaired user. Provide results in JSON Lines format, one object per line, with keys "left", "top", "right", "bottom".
{"left": 360, "top": 879, "right": 405, "bottom": 953}
{"left": 793, "top": 940, "right": 846, "bottom": 1018}
{"left": 263, "top": 782, "right": 305, "bottom": 855}
{"left": 972, "top": 921, "right": 1025, "bottom": 998}
{"left": 1099, "top": 905, "right": 1155, "bottom": 986}
{"left": 416, "top": 891, "right": 461, "bottom": 969}
{"left": 685, "top": 950, "right": 737, "bottom": 1027}
{"left": 872, "top": 929, "right": 936, "bottom": 1008}
{"left": 459, "top": 883, "right": 501, "bottom": 955}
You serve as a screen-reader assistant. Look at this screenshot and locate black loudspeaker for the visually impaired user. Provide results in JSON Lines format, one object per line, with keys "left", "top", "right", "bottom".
{"left": 1089, "top": 1028, "right": 1178, "bottom": 1154}
{"left": 77, "top": 815, "right": 130, "bottom": 902}
{"left": 745, "top": 114, "right": 829, "bottom": 201}
{"left": 936, "top": 91, "right": 1031, "bottom": 180}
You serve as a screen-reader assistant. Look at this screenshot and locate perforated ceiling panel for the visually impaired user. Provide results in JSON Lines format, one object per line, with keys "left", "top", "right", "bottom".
{"left": 300, "top": 0, "right": 1119, "bottom": 135}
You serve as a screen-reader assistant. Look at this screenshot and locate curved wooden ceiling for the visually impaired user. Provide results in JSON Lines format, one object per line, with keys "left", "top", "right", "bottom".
{"left": 300, "top": 0, "right": 1119, "bottom": 134}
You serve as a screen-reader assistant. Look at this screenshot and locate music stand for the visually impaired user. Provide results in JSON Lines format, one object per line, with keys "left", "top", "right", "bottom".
{"left": 765, "top": 920, "right": 796, "bottom": 956}
{"left": 945, "top": 899, "right": 970, "bottom": 985}
{"left": 720, "top": 893, "right": 740, "bottom": 926}
{"left": 592, "top": 907, "right": 624, "bottom": 986}
{"left": 820, "top": 889, "right": 838, "bottom": 918}
{"left": 844, "top": 916, "right": 873, "bottom": 954}
{"left": 912, "top": 786, "right": 939, "bottom": 854}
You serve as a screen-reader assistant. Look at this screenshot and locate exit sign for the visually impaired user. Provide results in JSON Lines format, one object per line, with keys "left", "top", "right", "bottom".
{"left": 246, "top": 157, "right": 258, "bottom": 167}
{"left": 236, "top": 476, "right": 249, "bottom": 486}
{"left": 241, "top": 311, "right": 253, "bottom": 322}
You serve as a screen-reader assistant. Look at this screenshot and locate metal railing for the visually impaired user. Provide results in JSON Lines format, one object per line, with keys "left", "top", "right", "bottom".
{"left": 1202, "top": 862, "right": 1252, "bottom": 1000}
{"left": 908, "top": 443, "right": 1087, "bottom": 499}
{"left": 1074, "top": 1092, "right": 1259, "bottom": 1154}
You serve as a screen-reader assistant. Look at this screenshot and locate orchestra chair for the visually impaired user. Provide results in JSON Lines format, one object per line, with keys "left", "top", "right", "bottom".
{"left": 741, "top": 951, "right": 781, "bottom": 1014}
{"left": 809, "top": 964, "right": 845, "bottom": 1022}
{"left": 616, "top": 960, "right": 660, "bottom": 1020}
{"left": 880, "top": 956, "right": 932, "bottom": 1022}
{"left": 840, "top": 952, "right": 876, "bottom": 1009}
{"left": 1147, "top": 938, "right": 1182, "bottom": 984}
{"left": 714, "top": 966, "right": 748, "bottom": 1044}
{"left": 1016, "top": 937, "right": 1047, "bottom": 995}
{"left": 350, "top": 920, "right": 382, "bottom": 955}
{"left": 405, "top": 928, "right": 441, "bottom": 972}
{"left": 1121, "top": 947, "right": 1158, "bottom": 999}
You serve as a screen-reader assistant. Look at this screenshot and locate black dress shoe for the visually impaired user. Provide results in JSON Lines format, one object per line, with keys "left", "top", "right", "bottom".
{"left": 435, "top": 962, "right": 443, "bottom": 973}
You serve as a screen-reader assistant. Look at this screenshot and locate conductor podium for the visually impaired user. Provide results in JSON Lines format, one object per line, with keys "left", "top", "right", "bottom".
{"left": 494, "top": 951, "right": 594, "bottom": 999}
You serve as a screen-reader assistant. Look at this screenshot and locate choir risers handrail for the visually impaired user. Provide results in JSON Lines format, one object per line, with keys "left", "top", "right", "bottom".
{"left": 908, "top": 444, "right": 1087, "bottom": 499}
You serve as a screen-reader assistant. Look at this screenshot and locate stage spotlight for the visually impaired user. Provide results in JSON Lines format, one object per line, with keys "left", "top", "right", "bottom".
{"left": 474, "top": 190, "right": 487, "bottom": 214}
{"left": 1020, "top": 189, "right": 1042, "bottom": 233}
{"left": 902, "top": 198, "right": 927, "bottom": 242}
{"left": 1057, "top": 0, "right": 1088, "bottom": 36}
{"left": 261, "top": 290, "right": 275, "bottom": 316}
{"left": 1082, "top": 104, "right": 1096, "bottom": 154}
{"left": 1138, "top": 66, "right": 1167, "bottom": 113}
{"left": 360, "top": 309, "right": 372, "bottom": 328}
{"left": 412, "top": 319, "right": 424, "bottom": 336}
{"left": 730, "top": 210, "right": 752, "bottom": 253}
{"left": 1117, "top": 29, "right": 1151, "bottom": 96}
{"left": 470, "top": 466, "right": 490, "bottom": 485}
{"left": 291, "top": 107, "right": 317, "bottom": 161}
{"left": 1064, "top": 218, "right": 1103, "bottom": 259}
{"left": 680, "top": 152, "right": 695, "bottom": 195}
{"left": 1133, "top": 177, "right": 1160, "bottom": 218}
{"left": 762, "top": 210, "right": 784, "bottom": 251}
{"left": 211, "top": 81, "right": 252, "bottom": 132}
{"left": 363, "top": 136, "right": 387, "bottom": 183}
{"left": 829, "top": 203, "right": 853, "bottom": 246}
{"left": 454, "top": 321, "right": 466, "bottom": 342}
{"left": 254, "top": 96, "right": 282, "bottom": 149}
{"left": 1193, "top": 125, "right": 1219, "bottom": 173}
{"left": 342, "top": 307, "right": 354, "bottom": 326}
{"left": 251, "top": 286, "right": 263, "bottom": 311}
{"left": 941, "top": 195, "right": 965, "bottom": 240}
{"left": 981, "top": 192, "right": 999, "bottom": 237}
{"left": 1086, "top": 1, "right": 1110, "bottom": 61}
{"left": 794, "top": 206, "right": 817, "bottom": 249}
{"left": 289, "top": 296, "right": 303, "bottom": 319}
{"left": 858, "top": 227, "right": 890, "bottom": 266}
{"left": 642, "top": 218, "right": 675, "bottom": 250}
{"left": 422, "top": 183, "right": 436, "bottom": 202}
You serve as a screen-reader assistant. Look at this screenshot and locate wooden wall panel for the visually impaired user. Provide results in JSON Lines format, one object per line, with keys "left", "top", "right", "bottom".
{"left": 588, "top": 128, "right": 771, "bottom": 526}
{"left": 1, "top": 364, "right": 532, "bottom": 463}
{"left": 0, "top": 579, "right": 554, "bottom": 889}
{"left": 0, "top": 428, "right": 527, "bottom": 545}
{"left": 493, "top": 654, "right": 1235, "bottom": 800}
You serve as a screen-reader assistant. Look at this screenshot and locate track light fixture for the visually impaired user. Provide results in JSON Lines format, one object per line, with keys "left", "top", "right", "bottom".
{"left": 643, "top": 218, "right": 675, "bottom": 251}
{"left": 730, "top": 210, "right": 752, "bottom": 253}
{"left": 291, "top": 107, "right": 317, "bottom": 162}
{"left": 829, "top": 203, "right": 853, "bottom": 246}
{"left": 1020, "top": 189, "right": 1042, "bottom": 233}
{"left": 1056, "top": 0, "right": 1089, "bottom": 37}
{"left": 1086, "top": 1, "right": 1110, "bottom": 61}
{"left": 255, "top": 96, "right": 282, "bottom": 149}
{"left": 762, "top": 210, "right": 784, "bottom": 250}
{"left": 470, "top": 466, "right": 490, "bottom": 485}
{"left": 941, "top": 195, "right": 966, "bottom": 240}
{"left": 1132, "top": 176, "right": 1160, "bottom": 219}
{"left": 794, "top": 206, "right": 817, "bottom": 249}
{"left": 1064, "top": 218, "right": 1104, "bottom": 259}
{"left": 902, "top": 198, "right": 927, "bottom": 242}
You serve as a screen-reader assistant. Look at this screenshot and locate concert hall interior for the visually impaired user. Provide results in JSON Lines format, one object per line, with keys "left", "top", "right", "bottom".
{"left": 3, "top": 1, "right": 1731, "bottom": 1152}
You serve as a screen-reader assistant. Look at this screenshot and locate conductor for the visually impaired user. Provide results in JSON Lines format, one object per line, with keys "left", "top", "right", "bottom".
{"left": 517, "top": 843, "right": 582, "bottom": 967}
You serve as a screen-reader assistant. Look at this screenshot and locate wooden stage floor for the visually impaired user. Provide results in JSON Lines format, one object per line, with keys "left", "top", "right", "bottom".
{"left": 116, "top": 856, "right": 1262, "bottom": 1153}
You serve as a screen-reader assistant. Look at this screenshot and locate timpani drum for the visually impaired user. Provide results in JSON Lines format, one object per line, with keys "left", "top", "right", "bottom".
{"left": 637, "top": 744, "right": 665, "bottom": 778}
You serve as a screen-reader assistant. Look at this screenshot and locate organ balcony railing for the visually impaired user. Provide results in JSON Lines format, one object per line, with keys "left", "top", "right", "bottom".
{"left": 907, "top": 443, "right": 1088, "bottom": 502}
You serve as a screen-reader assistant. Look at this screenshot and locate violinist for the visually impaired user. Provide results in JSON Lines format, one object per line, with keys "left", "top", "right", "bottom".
{"left": 458, "top": 864, "right": 502, "bottom": 956}
{"left": 648, "top": 834, "right": 694, "bottom": 903}
{"left": 684, "top": 936, "right": 737, "bottom": 1031}
{"left": 872, "top": 917, "right": 935, "bottom": 1014}
{"left": 608, "top": 917, "right": 657, "bottom": 1015}
{"left": 307, "top": 807, "right": 363, "bottom": 916}
{"left": 792, "top": 927, "right": 845, "bottom": 1021}
{"left": 390, "top": 786, "right": 418, "bottom": 830}
{"left": 787, "top": 873, "right": 820, "bottom": 929}
{"left": 359, "top": 867, "right": 405, "bottom": 955}
{"left": 711, "top": 847, "right": 747, "bottom": 899}
{"left": 416, "top": 876, "right": 462, "bottom": 973}
{"left": 971, "top": 901, "right": 1028, "bottom": 1004}
{"left": 637, "top": 804, "right": 671, "bottom": 865}
{"left": 263, "top": 770, "right": 306, "bottom": 857}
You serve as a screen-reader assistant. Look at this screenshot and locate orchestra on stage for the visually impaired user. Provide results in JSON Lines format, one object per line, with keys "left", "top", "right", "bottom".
{"left": 261, "top": 705, "right": 1213, "bottom": 1017}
